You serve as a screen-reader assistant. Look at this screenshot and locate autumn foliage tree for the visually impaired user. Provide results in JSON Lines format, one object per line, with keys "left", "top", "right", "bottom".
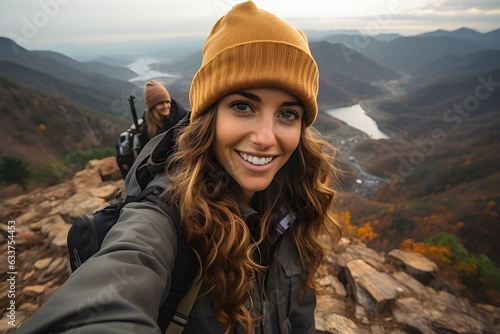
{"left": 399, "top": 233, "right": 500, "bottom": 289}
{"left": 337, "top": 211, "right": 378, "bottom": 242}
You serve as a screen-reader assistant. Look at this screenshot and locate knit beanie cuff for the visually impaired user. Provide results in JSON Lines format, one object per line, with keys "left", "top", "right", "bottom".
{"left": 190, "top": 41, "right": 319, "bottom": 127}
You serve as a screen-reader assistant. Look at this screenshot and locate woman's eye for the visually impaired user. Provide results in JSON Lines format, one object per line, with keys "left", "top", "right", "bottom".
{"left": 230, "top": 102, "right": 252, "bottom": 113}
{"left": 279, "top": 110, "right": 300, "bottom": 121}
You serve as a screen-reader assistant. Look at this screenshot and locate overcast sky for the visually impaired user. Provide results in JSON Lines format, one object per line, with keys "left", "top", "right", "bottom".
{"left": 1, "top": 0, "right": 500, "bottom": 49}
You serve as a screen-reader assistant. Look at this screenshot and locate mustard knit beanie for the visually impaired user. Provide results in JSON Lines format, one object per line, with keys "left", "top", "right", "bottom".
{"left": 189, "top": 1, "right": 319, "bottom": 126}
{"left": 144, "top": 80, "right": 171, "bottom": 111}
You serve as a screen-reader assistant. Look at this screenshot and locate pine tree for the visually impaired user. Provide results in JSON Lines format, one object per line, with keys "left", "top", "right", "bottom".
{"left": 0, "top": 155, "right": 31, "bottom": 190}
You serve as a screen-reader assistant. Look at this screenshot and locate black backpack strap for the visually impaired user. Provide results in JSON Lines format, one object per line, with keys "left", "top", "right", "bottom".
{"left": 133, "top": 112, "right": 191, "bottom": 189}
{"left": 127, "top": 186, "right": 199, "bottom": 332}
{"left": 155, "top": 198, "right": 199, "bottom": 333}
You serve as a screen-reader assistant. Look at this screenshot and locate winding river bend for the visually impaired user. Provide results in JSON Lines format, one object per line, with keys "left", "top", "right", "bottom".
{"left": 325, "top": 101, "right": 393, "bottom": 197}
{"left": 326, "top": 104, "right": 389, "bottom": 139}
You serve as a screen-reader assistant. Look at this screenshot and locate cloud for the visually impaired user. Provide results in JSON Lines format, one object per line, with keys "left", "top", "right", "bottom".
{"left": 1, "top": 0, "right": 499, "bottom": 48}
{"left": 411, "top": 0, "right": 500, "bottom": 12}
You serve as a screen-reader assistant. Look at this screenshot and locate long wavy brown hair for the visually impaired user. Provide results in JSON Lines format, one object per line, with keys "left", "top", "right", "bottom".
{"left": 145, "top": 106, "right": 164, "bottom": 139}
{"left": 164, "top": 106, "right": 341, "bottom": 333}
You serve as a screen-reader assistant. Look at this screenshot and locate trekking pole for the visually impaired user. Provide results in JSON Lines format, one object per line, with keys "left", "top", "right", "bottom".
{"left": 127, "top": 94, "right": 143, "bottom": 157}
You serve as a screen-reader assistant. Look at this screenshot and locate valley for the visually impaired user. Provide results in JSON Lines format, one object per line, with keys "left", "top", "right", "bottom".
{"left": 0, "top": 27, "right": 499, "bottom": 308}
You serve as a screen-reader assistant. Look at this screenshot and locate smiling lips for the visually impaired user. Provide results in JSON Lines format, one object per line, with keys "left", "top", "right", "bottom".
{"left": 239, "top": 152, "right": 274, "bottom": 165}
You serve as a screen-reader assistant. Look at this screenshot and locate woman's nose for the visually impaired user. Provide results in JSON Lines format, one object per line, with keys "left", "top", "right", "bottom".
{"left": 249, "top": 119, "right": 276, "bottom": 150}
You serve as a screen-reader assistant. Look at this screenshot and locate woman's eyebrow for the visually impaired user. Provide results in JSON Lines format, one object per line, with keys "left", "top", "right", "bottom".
{"left": 231, "top": 91, "right": 303, "bottom": 108}
{"left": 231, "top": 91, "right": 261, "bottom": 102}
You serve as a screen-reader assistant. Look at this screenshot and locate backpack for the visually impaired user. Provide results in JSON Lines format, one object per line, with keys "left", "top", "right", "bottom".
{"left": 67, "top": 113, "right": 198, "bottom": 333}
{"left": 115, "top": 118, "right": 146, "bottom": 179}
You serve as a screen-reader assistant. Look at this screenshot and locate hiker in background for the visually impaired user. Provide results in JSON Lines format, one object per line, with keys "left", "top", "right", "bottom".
{"left": 116, "top": 80, "right": 188, "bottom": 178}
{"left": 15, "top": 1, "right": 341, "bottom": 333}
{"left": 141, "top": 80, "right": 187, "bottom": 141}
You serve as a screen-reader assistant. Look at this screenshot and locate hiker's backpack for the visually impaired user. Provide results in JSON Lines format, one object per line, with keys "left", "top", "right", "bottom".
{"left": 67, "top": 114, "right": 197, "bottom": 333}
{"left": 115, "top": 118, "right": 146, "bottom": 179}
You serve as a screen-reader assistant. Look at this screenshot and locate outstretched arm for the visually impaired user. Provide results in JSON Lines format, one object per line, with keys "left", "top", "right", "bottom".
{"left": 15, "top": 201, "right": 178, "bottom": 334}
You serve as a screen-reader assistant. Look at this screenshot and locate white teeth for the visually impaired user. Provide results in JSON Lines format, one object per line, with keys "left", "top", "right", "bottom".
{"left": 240, "top": 152, "right": 273, "bottom": 165}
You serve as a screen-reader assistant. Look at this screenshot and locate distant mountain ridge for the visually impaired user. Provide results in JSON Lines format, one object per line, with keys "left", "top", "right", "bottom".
{"left": 310, "top": 41, "right": 402, "bottom": 106}
{"left": 0, "top": 37, "right": 148, "bottom": 114}
{"left": 0, "top": 75, "right": 128, "bottom": 169}
{"left": 315, "top": 28, "right": 499, "bottom": 77}
{"left": 34, "top": 50, "right": 137, "bottom": 81}
{"left": 361, "top": 36, "right": 485, "bottom": 75}
{"left": 0, "top": 37, "right": 137, "bottom": 103}
{"left": 418, "top": 27, "right": 500, "bottom": 49}
{"left": 411, "top": 49, "right": 500, "bottom": 83}
{"left": 0, "top": 61, "right": 131, "bottom": 115}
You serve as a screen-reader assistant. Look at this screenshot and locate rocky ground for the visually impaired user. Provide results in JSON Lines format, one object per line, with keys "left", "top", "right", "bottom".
{"left": 1, "top": 157, "right": 499, "bottom": 333}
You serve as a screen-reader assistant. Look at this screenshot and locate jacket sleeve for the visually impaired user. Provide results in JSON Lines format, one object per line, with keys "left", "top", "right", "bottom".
{"left": 15, "top": 201, "right": 178, "bottom": 334}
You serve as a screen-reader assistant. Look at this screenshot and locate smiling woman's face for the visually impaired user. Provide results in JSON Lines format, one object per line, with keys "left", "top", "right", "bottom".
{"left": 214, "top": 87, "right": 303, "bottom": 201}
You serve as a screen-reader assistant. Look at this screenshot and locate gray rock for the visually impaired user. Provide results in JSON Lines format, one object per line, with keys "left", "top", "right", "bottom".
{"left": 32, "top": 214, "right": 72, "bottom": 247}
{"left": 346, "top": 259, "right": 405, "bottom": 315}
{"left": 392, "top": 297, "right": 438, "bottom": 334}
{"left": 40, "top": 182, "right": 74, "bottom": 201}
{"left": 90, "top": 183, "right": 119, "bottom": 201}
{"left": 392, "top": 271, "right": 430, "bottom": 299}
{"left": 393, "top": 297, "right": 486, "bottom": 334}
{"left": 387, "top": 249, "right": 438, "bottom": 284}
{"left": 72, "top": 167, "right": 103, "bottom": 193}
{"left": 339, "top": 243, "right": 386, "bottom": 272}
{"left": 56, "top": 192, "right": 107, "bottom": 222}
{"left": 318, "top": 275, "right": 347, "bottom": 298}
{"left": 315, "top": 313, "right": 365, "bottom": 334}
{"left": 431, "top": 310, "right": 485, "bottom": 334}
{"left": 355, "top": 305, "right": 370, "bottom": 325}
{"left": 316, "top": 294, "right": 347, "bottom": 316}
{"left": 87, "top": 157, "right": 122, "bottom": 181}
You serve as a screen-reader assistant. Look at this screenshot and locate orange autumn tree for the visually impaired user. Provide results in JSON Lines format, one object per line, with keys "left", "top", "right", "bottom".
{"left": 337, "top": 211, "right": 378, "bottom": 242}
{"left": 400, "top": 234, "right": 500, "bottom": 289}
{"left": 357, "top": 222, "right": 378, "bottom": 241}
{"left": 399, "top": 238, "right": 451, "bottom": 265}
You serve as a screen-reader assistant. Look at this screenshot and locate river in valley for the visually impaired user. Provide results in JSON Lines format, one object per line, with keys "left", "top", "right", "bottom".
{"left": 326, "top": 104, "right": 389, "bottom": 140}
{"left": 326, "top": 103, "right": 389, "bottom": 197}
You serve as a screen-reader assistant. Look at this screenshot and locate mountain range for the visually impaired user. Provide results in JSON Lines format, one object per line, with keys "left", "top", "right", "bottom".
{"left": 0, "top": 27, "right": 499, "bottom": 302}
{"left": 0, "top": 75, "right": 128, "bottom": 169}
{"left": 320, "top": 27, "right": 500, "bottom": 76}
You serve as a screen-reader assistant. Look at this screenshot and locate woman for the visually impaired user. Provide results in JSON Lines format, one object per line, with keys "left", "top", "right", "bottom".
{"left": 141, "top": 80, "right": 187, "bottom": 141}
{"left": 116, "top": 81, "right": 187, "bottom": 178}
{"left": 15, "top": 2, "right": 341, "bottom": 333}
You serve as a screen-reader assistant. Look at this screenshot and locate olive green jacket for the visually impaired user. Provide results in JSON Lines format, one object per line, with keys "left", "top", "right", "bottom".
{"left": 15, "top": 134, "right": 316, "bottom": 334}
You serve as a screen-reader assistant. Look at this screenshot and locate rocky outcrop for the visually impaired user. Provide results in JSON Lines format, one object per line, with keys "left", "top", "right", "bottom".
{"left": 387, "top": 249, "right": 438, "bottom": 285}
{"left": 1, "top": 157, "right": 499, "bottom": 333}
{"left": 316, "top": 237, "right": 500, "bottom": 334}
{"left": 0, "top": 157, "right": 124, "bottom": 332}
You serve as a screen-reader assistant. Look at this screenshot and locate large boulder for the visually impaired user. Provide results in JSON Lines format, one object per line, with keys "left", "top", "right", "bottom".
{"left": 72, "top": 167, "right": 103, "bottom": 193}
{"left": 346, "top": 259, "right": 405, "bottom": 315}
{"left": 338, "top": 243, "right": 386, "bottom": 272}
{"left": 56, "top": 191, "right": 107, "bottom": 223}
{"left": 393, "top": 297, "right": 486, "bottom": 334}
{"left": 87, "top": 157, "right": 122, "bottom": 181}
{"left": 387, "top": 249, "right": 438, "bottom": 284}
{"left": 315, "top": 313, "right": 365, "bottom": 334}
